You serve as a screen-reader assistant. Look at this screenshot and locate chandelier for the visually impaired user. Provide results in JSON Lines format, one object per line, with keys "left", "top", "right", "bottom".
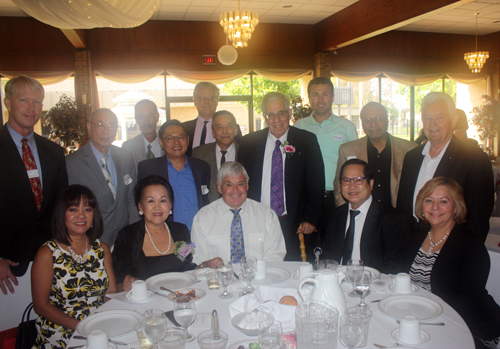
{"left": 220, "top": 0, "right": 259, "bottom": 48}
{"left": 464, "top": 13, "right": 489, "bottom": 73}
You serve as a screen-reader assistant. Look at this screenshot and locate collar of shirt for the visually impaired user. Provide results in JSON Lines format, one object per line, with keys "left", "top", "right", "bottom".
{"left": 348, "top": 194, "right": 372, "bottom": 218}
{"left": 90, "top": 141, "right": 109, "bottom": 162}
{"left": 421, "top": 137, "right": 451, "bottom": 160}
{"left": 142, "top": 133, "right": 162, "bottom": 157}
{"left": 305, "top": 111, "right": 338, "bottom": 127}
{"left": 267, "top": 128, "right": 289, "bottom": 144}
{"left": 193, "top": 116, "right": 215, "bottom": 147}
{"left": 6, "top": 122, "right": 35, "bottom": 150}
{"left": 90, "top": 141, "right": 117, "bottom": 186}
{"left": 220, "top": 197, "right": 248, "bottom": 215}
{"left": 166, "top": 155, "right": 190, "bottom": 173}
{"left": 216, "top": 142, "right": 236, "bottom": 169}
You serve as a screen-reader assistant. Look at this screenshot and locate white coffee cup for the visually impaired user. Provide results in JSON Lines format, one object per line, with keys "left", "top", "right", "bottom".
{"left": 255, "top": 260, "right": 267, "bottom": 280}
{"left": 398, "top": 316, "right": 422, "bottom": 344}
{"left": 297, "top": 262, "right": 313, "bottom": 280}
{"left": 126, "top": 280, "right": 149, "bottom": 301}
{"left": 87, "top": 330, "right": 109, "bottom": 349}
{"left": 394, "top": 273, "right": 413, "bottom": 294}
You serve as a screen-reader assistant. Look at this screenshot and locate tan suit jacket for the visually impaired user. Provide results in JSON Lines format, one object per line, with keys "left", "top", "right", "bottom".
{"left": 333, "top": 134, "right": 417, "bottom": 207}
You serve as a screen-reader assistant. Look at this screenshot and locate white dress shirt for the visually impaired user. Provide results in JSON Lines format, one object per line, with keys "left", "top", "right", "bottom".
{"left": 412, "top": 138, "right": 451, "bottom": 216}
{"left": 260, "top": 130, "right": 288, "bottom": 214}
{"left": 191, "top": 198, "right": 287, "bottom": 264}
{"left": 142, "top": 134, "right": 162, "bottom": 158}
{"left": 192, "top": 116, "right": 215, "bottom": 148}
{"left": 215, "top": 143, "right": 236, "bottom": 170}
{"left": 345, "top": 195, "right": 372, "bottom": 262}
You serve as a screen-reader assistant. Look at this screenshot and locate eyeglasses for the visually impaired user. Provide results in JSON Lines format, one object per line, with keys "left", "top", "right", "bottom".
{"left": 265, "top": 110, "right": 288, "bottom": 120}
{"left": 341, "top": 177, "right": 370, "bottom": 186}
{"left": 195, "top": 96, "right": 217, "bottom": 102}
{"left": 162, "top": 134, "right": 188, "bottom": 143}
{"left": 361, "top": 116, "right": 385, "bottom": 124}
{"left": 136, "top": 113, "right": 158, "bottom": 121}
{"left": 91, "top": 122, "right": 118, "bottom": 131}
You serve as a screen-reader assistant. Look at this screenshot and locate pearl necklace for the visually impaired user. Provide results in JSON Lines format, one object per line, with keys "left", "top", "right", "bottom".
{"left": 427, "top": 228, "right": 451, "bottom": 256}
{"left": 67, "top": 238, "right": 89, "bottom": 264}
{"left": 145, "top": 222, "right": 171, "bottom": 255}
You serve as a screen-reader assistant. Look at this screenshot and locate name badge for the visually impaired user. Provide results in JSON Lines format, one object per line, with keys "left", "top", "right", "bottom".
{"left": 27, "top": 169, "right": 40, "bottom": 178}
{"left": 333, "top": 135, "right": 344, "bottom": 141}
{"left": 123, "top": 174, "right": 133, "bottom": 185}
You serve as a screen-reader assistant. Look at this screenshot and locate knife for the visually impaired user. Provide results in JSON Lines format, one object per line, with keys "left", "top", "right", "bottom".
{"left": 72, "top": 335, "right": 128, "bottom": 346}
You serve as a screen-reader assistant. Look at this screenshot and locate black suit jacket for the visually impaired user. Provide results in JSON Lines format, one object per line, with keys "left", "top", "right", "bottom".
{"left": 323, "top": 199, "right": 414, "bottom": 273}
{"left": 137, "top": 155, "right": 211, "bottom": 209}
{"left": 396, "top": 136, "right": 494, "bottom": 241}
{"left": 0, "top": 124, "right": 68, "bottom": 276}
{"left": 183, "top": 117, "right": 243, "bottom": 156}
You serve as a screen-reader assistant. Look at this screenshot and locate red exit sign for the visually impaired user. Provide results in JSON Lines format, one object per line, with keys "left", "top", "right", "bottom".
{"left": 203, "top": 55, "right": 216, "bottom": 65}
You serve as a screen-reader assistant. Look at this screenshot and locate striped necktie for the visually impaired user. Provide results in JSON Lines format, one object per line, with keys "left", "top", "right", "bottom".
{"left": 101, "top": 155, "right": 116, "bottom": 200}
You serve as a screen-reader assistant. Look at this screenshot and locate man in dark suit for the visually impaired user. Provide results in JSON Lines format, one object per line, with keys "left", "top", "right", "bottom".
{"left": 238, "top": 92, "right": 325, "bottom": 261}
{"left": 0, "top": 76, "right": 67, "bottom": 330}
{"left": 397, "top": 92, "right": 493, "bottom": 241}
{"left": 324, "top": 159, "right": 413, "bottom": 273}
{"left": 122, "top": 99, "right": 164, "bottom": 166}
{"left": 138, "top": 119, "right": 210, "bottom": 231}
{"left": 192, "top": 110, "right": 239, "bottom": 202}
{"left": 66, "top": 108, "right": 140, "bottom": 246}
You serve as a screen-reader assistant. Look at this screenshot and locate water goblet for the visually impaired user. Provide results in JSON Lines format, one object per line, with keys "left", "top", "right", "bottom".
{"left": 173, "top": 295, "right": 196, "bottom": 342}
{"left": 258, "top": 320, "right": 283, "bottom": 349}
{"left": 216, "top": 261, "right": 234, "bottom": 299}
{"left": 355, "top": 270, "right": 372, "bottom": 308}
{"left": 346, "top": 259, "right": 364, "bottom": 297}
{"left": 340, "top": 314, "right": 364, "bottom": 349}
{"left": 240, "top": 256, "right": 257, "bottom": 296}
{"left": 143, "top": 309, "right": 168, "bottom": 349}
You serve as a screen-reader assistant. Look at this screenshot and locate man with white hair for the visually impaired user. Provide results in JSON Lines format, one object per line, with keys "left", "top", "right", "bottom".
{"left": 191, "top": 162, "right": 286, "bottom": 263}
{"left": 397, "top": 92, "right": 493, "bottom": 241}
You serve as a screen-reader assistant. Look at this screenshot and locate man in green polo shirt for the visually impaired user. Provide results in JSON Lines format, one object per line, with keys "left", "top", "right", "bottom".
{"left": 295, "top": 77, "right": 358, "bottom": 243}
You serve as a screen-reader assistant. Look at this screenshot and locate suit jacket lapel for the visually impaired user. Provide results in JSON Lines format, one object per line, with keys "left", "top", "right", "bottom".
{"left": 251, "top": 130, "right": 268, "bottom": 200}
{"left": 434, "top": 136, "right": 458, "bottom": 177}
{"left": 135, "top": 134, "right": 146, "bottom": 160}
{"left": 188, "top": 157, "right": 204, "bottom": 209}
{"left": 334, "top": 205, "right": 349, "bottom": 259}
{"left": 34, "top": 134, "right": 52, "bottom": 213}
{"left": 355, "top": 137, "right": 368, "bottom": 161}
{"left": 360, "top": 200, "right": 379, "bottom": 259}
{"left": 84, "top": 143, "right": 116, "bottom": 202}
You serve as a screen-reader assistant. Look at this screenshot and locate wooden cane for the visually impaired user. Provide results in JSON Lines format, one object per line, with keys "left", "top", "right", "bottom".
{"left": 298, "top": 223, "right": 306, "bottom": 262}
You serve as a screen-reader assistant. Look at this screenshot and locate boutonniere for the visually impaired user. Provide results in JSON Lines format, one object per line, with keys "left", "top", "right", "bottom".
{"left": 174, "top": 241, "right": 195, "bottom": 261}
{"left": 281, "top": 141, "right": 296, "bottom": 156}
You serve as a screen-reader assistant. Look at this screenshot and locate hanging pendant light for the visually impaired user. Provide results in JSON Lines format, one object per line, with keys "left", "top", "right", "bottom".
{"left": 464, "top": 13, "right": 489, "bottom": 73}
{"left": 220, "top": 0, "right": 259, "bottom": 48}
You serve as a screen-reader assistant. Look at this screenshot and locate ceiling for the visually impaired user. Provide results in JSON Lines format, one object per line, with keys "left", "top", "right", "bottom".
{"left": 0, "top": 0, "right": 500, "bottom": 35}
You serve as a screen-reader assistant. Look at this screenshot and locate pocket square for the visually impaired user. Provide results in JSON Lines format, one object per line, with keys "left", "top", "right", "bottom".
{"left": 123, "top": 174, "right": 133, "bottom": 185}
{"left": 201, "top": 185, "right": 209, "bottom": 195}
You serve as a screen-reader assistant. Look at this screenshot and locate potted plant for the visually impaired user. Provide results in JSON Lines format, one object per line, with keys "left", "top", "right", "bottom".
{"left": 291, "top": 95, "right": 312, "bottom": 123}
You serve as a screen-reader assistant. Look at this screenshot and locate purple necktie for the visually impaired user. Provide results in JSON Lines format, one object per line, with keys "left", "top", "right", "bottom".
{"left": 271, "top": 140, "right": 284, "bottom": 217}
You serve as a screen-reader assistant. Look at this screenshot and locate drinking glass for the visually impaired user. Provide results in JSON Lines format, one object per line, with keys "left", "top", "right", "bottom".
{"left": 173, "top": 296, "right": 196, "bottom": 342}
{"left": 258, "top": 320, "right": 283, "bottom": 349}
{"left": 240, "top": 256, "right": 257, "bottom": 296}
{"left": 144, "top": 309, "right": 168, "bottom": 348}
{"left": 346, "top": 259, "right": 364, "bottom": 297}
{"left": 354, "top": 271, "right": 372, "bottom": 308}
{"left": 216, "top": 261, "right": 233, "bottom": 299}
{"left": 339, "top": 314, "right": 364, "bottom": 349}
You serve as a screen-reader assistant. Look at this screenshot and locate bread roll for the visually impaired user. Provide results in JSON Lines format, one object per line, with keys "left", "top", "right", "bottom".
{"left": 279, "top": 295, "right": 298, "bottom": 306}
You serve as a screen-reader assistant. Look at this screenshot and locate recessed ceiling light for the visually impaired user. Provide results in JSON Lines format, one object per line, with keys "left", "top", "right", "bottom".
{"left": 283, "top": 5, "right": 293, "bottom": 8}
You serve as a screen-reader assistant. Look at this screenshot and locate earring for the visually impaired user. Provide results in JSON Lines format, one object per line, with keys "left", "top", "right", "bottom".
{"left": 91, "top": 224, "right": 93, "bottom": 228}
{"left": 139, "top": 210, "right": 143, "bottom": 215}
{"left": 169, "top": 210, "right": 173, "bottom": 214}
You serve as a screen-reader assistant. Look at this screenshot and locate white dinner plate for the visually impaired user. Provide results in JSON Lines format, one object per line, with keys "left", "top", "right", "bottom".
{"left": 388, "top": 283, "right": 419, "bottom": 294}
{"left": 252, "top": 267, "right": 291, "bottom": 285}
{"left": 336, "top": 266, "right": 381, "bottom": 281}
{"left": 379, "top": 295, "right": 443, "bottom": 320}
{"left": 191, "top": 268, "right": 212, "bottom": 279}
{"left": 76, "top": 310, "right": 143, "bottom": 338}
{"left": 391, "top": 328, "right": 430, "bottom": 346}
{"left": 146, "top": 272, "right": 197, "bottom": 291}
{"left": 227, "top": 339, "right": 260, "bottom": 349}
{"left": 80, "top": 344, "right": 117, "bottom": 349}
{"left": 165, "top": 288, "right": 206, "bottom": 302}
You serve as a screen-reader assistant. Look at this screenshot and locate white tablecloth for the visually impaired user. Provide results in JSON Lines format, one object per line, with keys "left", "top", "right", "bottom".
{"left": 67, "top": 262, "right": 474, "bottom": 349}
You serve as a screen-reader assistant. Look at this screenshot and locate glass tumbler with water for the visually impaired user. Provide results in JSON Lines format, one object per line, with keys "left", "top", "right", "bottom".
{"left": 216, "top": 261, "right": 234, "bottom": 299}
{"left": 346, "top": 259, "right": 364, "bottom": 297}
{"left": 144, "top": 309, "right": 168, "bottom": 348}
{"left": 173, "top": 295, "right": 196, "bottom": 342}
{"left": 295, "top": 300, "right": 339, "bottom": 349}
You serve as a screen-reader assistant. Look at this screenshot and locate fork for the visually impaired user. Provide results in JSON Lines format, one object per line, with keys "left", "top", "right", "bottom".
{"left": 395, "top": 319, "right": 445, "bottom": 326}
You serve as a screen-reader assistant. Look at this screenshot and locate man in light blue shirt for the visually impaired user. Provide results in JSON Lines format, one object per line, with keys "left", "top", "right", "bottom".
{"left": 295, "top": 77, "right": 358, "bottom": 242}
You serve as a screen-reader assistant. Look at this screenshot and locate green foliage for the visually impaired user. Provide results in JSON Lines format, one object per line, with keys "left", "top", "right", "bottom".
{"left": 42, "top": 94, "right": 84, "bottom": 148}
{"left": 291, "top": 95, "right": 312, "bottom": 123}
{"left": 472, "top": 95, "right": 500, "bottom": 141}
{"left": 395, "top": 79, "right": 457, "bottom": 115}
{"left": 223, "top": 77, "right": 300, "bottom": 114}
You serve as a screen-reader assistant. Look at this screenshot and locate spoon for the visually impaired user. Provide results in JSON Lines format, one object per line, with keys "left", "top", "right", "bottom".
{"left": 160, "top": 286, "right": 176, "bottom": 297}
{"left": 395, "top": 319, "right": 445, "bottom": 326}
{"left": 72, "top": 335, "right": 127, "bottom": 345}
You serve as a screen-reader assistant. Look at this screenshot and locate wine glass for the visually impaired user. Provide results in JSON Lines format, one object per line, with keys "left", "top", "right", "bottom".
{"left": 240, "top": 256, "right": 257, "bottom": 296}
{"left": 339, "top": 314, "right": 364, "bottom": 349}
{"left": 346, "top": 259, "right": 364, "bottom": 297}
{"left": 258, "top": 320, "right": 283, "bottom": 349}
{"left": 354, "top": 270, "right": 372, "bottom": 308}
{"left": 173, "top": 295, "right": 196, "bottom": 342}
{"left": 143, "top": 309, "right": 168, "bottom": 348}
{"left": 216, "top": 261, "right": 234, "bottom": 299}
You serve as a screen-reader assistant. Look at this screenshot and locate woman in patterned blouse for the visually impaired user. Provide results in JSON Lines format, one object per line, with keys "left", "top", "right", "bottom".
{"left": 32, "top": 185, "right": 116, "bottom": 348}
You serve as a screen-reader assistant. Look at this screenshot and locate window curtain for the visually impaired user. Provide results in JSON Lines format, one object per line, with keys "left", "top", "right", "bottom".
{"left": 95, "top": 70, "right": 164, "bottom": 84}
{"left": 0, "top": 71, "right": 74, "bottom": 85}
{"left": 166, "top": 69, "right": 251, "bottom": 85}
{"left": 331, "top": 71, "right": 382, "bottom": 82}
{"left": 254, "top": 69, "right": 312, "bottom": 82}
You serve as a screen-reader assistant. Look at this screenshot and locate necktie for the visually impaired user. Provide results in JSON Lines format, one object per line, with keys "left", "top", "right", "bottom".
{"left": 21, "top": 138, "right": 43, "bottom": 212}
{"left": 342, "top": 210, "right": 361, "bottom": 264}
{"left": 220, "top": 150, "right": 227, "bottom": 167}
{"left": 146, "top": 144, "right": 155, "bottom": 159}
{"left": 230, "top": 208, "right": 245, "bottom": 263}
{"left": 200, "top": 121, "right": 209, "bottom": 145}
{"left": 101, "top": 155, "right": 116, "bottom": 200}
{"left": 270, "top": 140, "right": 284, "bottom": 217}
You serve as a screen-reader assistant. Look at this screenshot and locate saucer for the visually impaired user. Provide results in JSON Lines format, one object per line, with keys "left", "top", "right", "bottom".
{"left": 125, "top": 290, "right": 155, "bottom": 303}
{"left": 80, "top": 343, "right": 117, "bottom": 349}
{"left": 391, "top": 328, "right": 430, "bottom": 346}
{"left": 389, "top": 283, "right": 419, "bottom": 294}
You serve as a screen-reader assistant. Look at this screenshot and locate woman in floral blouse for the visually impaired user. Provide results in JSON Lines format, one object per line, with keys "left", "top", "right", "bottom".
{"left": 112, "top": 175, "right": 221, "bottom": 292}
{"left": 32, "top": 185, "right": 116, "bottom": 348}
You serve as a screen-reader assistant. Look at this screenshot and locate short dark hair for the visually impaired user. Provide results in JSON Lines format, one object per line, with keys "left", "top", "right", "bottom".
{"left": 308, "top": 77, "right": 334, "bottom": 97}
{"left": 134, "top": 99, "right": 158, "bottom": 119}
{"left": 158, "top": 119, "right": 186, "bottom": 139}
{"left": 212, "top": 110, "right": 237, "bottom": 130}
{"left": 339, "top": 159, "right": 373, "bottom": 181}
{"left": 51, "top": 185, "right": 103, "bottom": 245}
{"left": 134, "top": 175, "right": 174, "bottom": 208}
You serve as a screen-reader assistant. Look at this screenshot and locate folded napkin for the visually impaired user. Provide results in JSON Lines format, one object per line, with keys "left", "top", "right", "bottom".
{"left": 229, "top": 286, "right": 301, "bottom": 331}
{"left": 105, "top": 291, "right": 154, "bottom": 304}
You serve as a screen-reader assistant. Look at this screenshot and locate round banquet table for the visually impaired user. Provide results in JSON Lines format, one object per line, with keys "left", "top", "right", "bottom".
{"left": 66, "top": 261, "right": 474, "bottom": 349}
